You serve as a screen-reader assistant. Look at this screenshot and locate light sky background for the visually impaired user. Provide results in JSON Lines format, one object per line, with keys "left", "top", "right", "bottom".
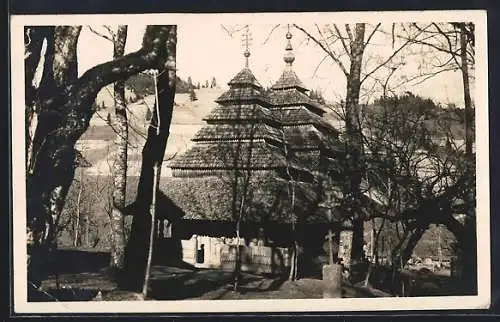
{"left": 75, "top": 23, "right": 471, "bottom": 107}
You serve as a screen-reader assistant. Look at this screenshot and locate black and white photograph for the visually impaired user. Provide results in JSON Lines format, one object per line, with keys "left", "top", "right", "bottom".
{"left": 11, "top": 11, "right": 490, "bottom": 313}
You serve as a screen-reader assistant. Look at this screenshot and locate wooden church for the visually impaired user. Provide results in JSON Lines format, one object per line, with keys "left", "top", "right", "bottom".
{"left": 155, "top": 27, "right": 346, "bottom": 274}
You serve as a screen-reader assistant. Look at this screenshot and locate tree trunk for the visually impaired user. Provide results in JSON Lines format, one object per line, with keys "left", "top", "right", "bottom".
{"left": 364, "top": 218, "right": 385, "bottom": 286}
{"left": 27, "top": 26, "right": 82, "bottom": 246}
{"left": 74, "top": 170, "right": 83, "bottom": 247}
{"left": 85, "top": 213, "right": 90, "bottom": 247}
{"left": 460, "top": 23, "right": 474, "bottom": 158}
{"left": 288, "top": 227, "right": 297, "bottom": 281}
{"left": 393, "top": 227, "right": 427, "bottom": 268}
{"left": 443, "top": 213, "right": 476, "bottom": 294}
{"left": 31, "top": 26, "right": 82, "bottom": 167}
{"left": 122, "top": 26, "right": 177, "bottom": 292}
{"left": 344, "top": 23, "right": 366, "bottom": 265}
{"left": 26, "top": 26, "right": 179, "bottom": 292}
{"left": 25, "top": 27, "right": 50, "bottom": 172}
{"left": 27, "top": 26, "right": 81, "bottom": 287}
{"left": 459, "top": 22, "right": 477, "bottom": 295}
{"left": 234, "top": 217, "right": 242, "bottom": 291}
{"left": 109, "top": 25, "right": 128, "bottom": 276}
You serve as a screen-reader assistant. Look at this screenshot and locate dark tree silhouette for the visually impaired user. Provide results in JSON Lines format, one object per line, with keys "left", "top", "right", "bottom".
{"left": 25, "top": 25, "right": 178, "bottom": 293}
{"left": 122, "top": 26, "right": 177, "bottom": 294}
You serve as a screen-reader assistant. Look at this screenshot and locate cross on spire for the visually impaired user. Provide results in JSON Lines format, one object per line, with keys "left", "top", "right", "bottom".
{"left": 241, "top": 25, "right": 253, "bottom": 68}
{"left": 284, "top": 24, "right": 295, "bottom": 67}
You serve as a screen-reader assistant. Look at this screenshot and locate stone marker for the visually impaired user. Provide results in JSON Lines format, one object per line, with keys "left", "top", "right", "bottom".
{"left": 322, "top": 264, "right": 343, "bottom": 298}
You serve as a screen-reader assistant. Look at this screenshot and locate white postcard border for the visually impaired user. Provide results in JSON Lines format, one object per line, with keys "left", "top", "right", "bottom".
{"left": 10, "top": 10, "right": 490, "bottom": 313}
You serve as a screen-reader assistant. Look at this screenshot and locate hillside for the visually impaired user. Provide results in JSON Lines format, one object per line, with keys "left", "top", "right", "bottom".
{"left": 125, "top": 73, "right": 195, "bottom": 97}
{"left": 80, "top": 87, "right": 225, "bottom": 177}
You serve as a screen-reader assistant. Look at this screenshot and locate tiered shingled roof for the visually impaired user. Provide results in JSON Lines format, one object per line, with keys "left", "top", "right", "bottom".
{"left": 216, "top": 86, "right": 272, "bottom": 106}
{"left": 169, "top": 140, "right": 291, "bottom": 171}
{"left": 169, "top": 62, "right": 305, "bottom": 179}
{"left": 228, "top": 67, "right": 263, "bottom": 88}
{"left": 284, "top": 125, "right": 342, "bottom": 153}
{"left": 277, "top": 106, "right": 338, "bottom": 134}
{"left": 268, "top": 89, "right": 326, "bottom": 116}
{"left": 192, "top": 123, "right": 284, "bottom": 144}
{"left": 269, "top": 28, "right": 343, "bottom": 167}
{"left": 159, "top": 174, "right": 326, "bottom": 224}
{"left": 203, "top": 104, "right": 279, "bottom": 125}
{"left": 271, "top": 69, "right": 307, "bottom": 91}
{"left": 165, "top": 27, "right": 344, "bottom": 224}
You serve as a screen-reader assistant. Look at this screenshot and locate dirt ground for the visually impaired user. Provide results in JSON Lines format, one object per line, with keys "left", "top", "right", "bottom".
{"left": 39, "top": 265, "right": 384, "bottom": 301}
{"left": 36, "top": 249, "right": 464, "bottom": 301}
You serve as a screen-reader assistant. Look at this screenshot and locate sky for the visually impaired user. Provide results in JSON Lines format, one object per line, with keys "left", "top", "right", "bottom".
{"left": 75, "top": 23, "right": 471, "bottom": 107}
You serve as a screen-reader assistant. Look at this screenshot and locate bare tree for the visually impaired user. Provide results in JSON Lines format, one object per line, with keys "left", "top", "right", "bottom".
{"left": 294, "top": 23, "right": 434, "bottom": 265}
{"left": 391, "top": 22, "right": 476, "bottom": 291}
{"left": 360, "top": 92, "right": 472, "bottom": 292}
{"left": 122, "top": 26, "right": 177, "bottom": 295}
{"left": 222, "top": 122, "right": 257, "bottom": 291}
{"left": 110, "top": 25, "right": 129, "bottom": 275}
{"left": 88, "top": 24, "right": 130, "bottom": 276}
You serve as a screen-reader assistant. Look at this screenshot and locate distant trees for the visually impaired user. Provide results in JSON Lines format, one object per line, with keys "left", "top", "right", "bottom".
{"left": 295, "top": 23, "right": 476, "bottom": 286}
{"left": 187, "top": 76, "right": 197, "bottom": 101}
{"left": 145, "top": 107, "right": 152, "bottom": 121}
{"left": 189, "top": 89, "right": 198, "bottom": 101}
{"left": 309, "top": 88, "right": 326, "bottom": 104}
{"left": 58, "top": 168, "right": 108, "bottom": 249}
{"left": 361, "top": 92, "right": 473, "bottom": 290}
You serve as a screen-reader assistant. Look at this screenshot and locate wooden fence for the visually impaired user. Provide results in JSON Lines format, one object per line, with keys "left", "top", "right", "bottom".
{"left": 220, "top": 244, "right": 291, "bottom": 274}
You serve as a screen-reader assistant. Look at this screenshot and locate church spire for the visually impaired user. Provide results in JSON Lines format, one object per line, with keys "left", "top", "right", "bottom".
{"left": 283, "top": 24, "right": 295, "bottom": 67}
{"left": 270, "top": 24, "right": 307, "bottom": 92}
{"left": 242, "top": 25, "right": 252, "bottom": 68}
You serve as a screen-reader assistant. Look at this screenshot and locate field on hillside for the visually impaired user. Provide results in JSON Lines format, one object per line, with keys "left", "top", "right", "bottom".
{"left": 79, "top": 87, "right": 224, "bottom": 176}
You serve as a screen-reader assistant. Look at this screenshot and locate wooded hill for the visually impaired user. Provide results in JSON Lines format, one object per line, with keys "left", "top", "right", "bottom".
{"left": 125, "top": 73, "right": 194, "bottom": 97}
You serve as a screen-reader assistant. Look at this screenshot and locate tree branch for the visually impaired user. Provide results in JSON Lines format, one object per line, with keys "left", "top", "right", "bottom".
{"left": 103, "top": 25, "right": 117, "bottom": 42}
{"left": 88, "top": 25, "right": 114, "bottom": 43}
{"left": 365, "top": 23, "right": 381, "bottom": 47}
{"left": 361, "top": 24, "right": 430, "bottom": 84}
{"left": 333, "top": 24, "right": 351, "bottom": 57}
{"left": 262, "top": 24, "right": 281, "bottom": 45}
{"left": 432, "top": 22, "right": 461, "bottom": 68}
{"left": 345, "top": 24, "right": 354, "bottom": 42}
{"left": 294, "top": 24, "right": 349, "bottom": 77}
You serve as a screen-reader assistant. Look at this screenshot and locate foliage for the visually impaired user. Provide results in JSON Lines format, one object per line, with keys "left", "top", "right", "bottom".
{"left": 361, "top": 92, "right": 472, "bottom": 265}
{"left": 125, "top": 73, "right": 192, "bottom": 97}
{"left": 369, "top": 92, "right": 472, "bottom": 140}
{"left": 56, "top": 171, "right": 110, "bottom": 249}
{"left": 189, "top": 89, "right": 198, "bottom": 101}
